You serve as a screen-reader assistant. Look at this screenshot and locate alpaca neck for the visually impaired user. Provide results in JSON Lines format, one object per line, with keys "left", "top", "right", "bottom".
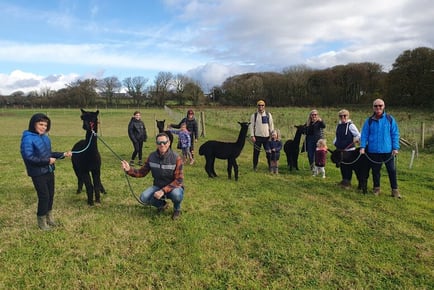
{"left": 85, "top": 130, "right": 98, "bottom": 149}
{"left": 294, "top": 130, "right": 303, "bottom": 143}
{"left": 236, "top": 126, "right": 248, "bottom": 146}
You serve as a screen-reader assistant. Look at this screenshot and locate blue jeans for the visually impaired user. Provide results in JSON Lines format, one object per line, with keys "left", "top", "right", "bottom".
{"left": 368, "top": 153, "right": 398, "bottom": 190}
{"left": 140, "top": 185, "right": 184, "bottom": 211}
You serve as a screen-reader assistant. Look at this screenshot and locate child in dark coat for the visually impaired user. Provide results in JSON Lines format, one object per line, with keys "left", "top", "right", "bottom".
{"left": 21, "top": 113, "right": 72, "bottom": 230}
{"left": 265, "top": 130, "right": 282, "bottom": 174}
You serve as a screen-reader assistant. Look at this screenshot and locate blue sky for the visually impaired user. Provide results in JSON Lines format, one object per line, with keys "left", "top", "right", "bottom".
{"left": 0, "top": 0, "right": 433, "bottom": 95}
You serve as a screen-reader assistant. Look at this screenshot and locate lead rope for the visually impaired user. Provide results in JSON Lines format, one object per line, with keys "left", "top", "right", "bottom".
{"left": 340, "top": 151, "right": 395, "bottom": 165}
{"left": 70, "top": 132, "right": 95, "bottom": 154}
{"left": 93, "top": 131, "right": 148, "bottom": 207}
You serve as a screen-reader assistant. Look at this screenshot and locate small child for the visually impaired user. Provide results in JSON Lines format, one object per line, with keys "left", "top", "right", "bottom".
{"left": 313, "top": 139, "right": 327, "bottom": 178}
{"left": 265, "top": 130, "right": 282, "bottom": 174}
{"left": 170, "top": 123, "right": 194, "bottom": 164}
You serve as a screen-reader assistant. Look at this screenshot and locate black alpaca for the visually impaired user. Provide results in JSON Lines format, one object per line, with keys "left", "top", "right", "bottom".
{"left": 156, "top": 120, "right": 174, "bottom": 148}
{"left": 199, "top": 122, "right": 250, "bottom": 181}
{"left": 284, "top": 125, "right": 306, "bottom": 171}
{"left": 72, "top": 109, "right": 105, "bottom": 206}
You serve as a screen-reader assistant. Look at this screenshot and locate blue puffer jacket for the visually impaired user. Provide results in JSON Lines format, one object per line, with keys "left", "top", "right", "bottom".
{"left": 21, "top": 130, "right": 64, "bottom": 177}
{"left": 360, "top": 112, "right": 400, "bottom": 153}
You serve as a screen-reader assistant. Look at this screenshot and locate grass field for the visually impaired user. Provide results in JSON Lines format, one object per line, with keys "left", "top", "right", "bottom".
{"left": 0, "top": 107, "right": 433, "bottom": 289}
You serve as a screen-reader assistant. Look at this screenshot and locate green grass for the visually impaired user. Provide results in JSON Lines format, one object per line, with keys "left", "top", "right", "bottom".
{"left": 0, "top": 107, "right": 433, "bottom": 289}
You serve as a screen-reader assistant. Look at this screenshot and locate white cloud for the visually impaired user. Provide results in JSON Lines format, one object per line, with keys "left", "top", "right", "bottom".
{"left": 186, "top": 62, "right": 250, "bottom": 90}
{"left": 0, "top": 70, "right": 79, "bottom": 95}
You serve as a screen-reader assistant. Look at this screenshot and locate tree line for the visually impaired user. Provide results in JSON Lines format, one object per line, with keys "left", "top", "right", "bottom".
{"left": 1, "top": 47, "right": 433, "bottom": 108}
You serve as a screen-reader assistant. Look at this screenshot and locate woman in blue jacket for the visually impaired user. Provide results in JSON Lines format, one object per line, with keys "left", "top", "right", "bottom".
{"left": 21, "top": 113, "right": 72, "bottom": 230}
{"left": 360, "top": 99, "right": 401, "bottom": 198}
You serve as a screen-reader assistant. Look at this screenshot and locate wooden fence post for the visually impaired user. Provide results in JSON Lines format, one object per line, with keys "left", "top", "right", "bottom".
{"left": 200, "top": 111, "right": 206, "bottom": 137}
{"left": 421, "top": 122, "right": 425, "bottom": 149}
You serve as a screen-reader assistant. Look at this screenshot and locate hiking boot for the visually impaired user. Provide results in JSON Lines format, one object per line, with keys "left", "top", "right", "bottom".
{"left": 157, "top": 203, "right": 169, "bottom": 213}
{"left": 373, "top": 187, "right": 381, "bottom": 196}
{"left": 129, "top": 160, "right": 134, "bottom": 166}
{"left": 172, "top": 210, "right": 181, "bottom": 220}
{"left": 37, "top": 215, "right": 50, "bottom": 231}
{"left": 138, "top": 160, "right": 143, "bottom": 166}
{"left": 339, "top": 180, "right": 351, "bottom": 189}
{"left": 46, "top": 210, "right": 57, "bottom": 227}
{"left": 392, "top": 189, "right": 401, "bottom": 199}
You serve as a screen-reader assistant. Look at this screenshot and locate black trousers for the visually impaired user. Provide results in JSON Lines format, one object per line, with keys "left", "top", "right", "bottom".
{"left": 131, "top": 141, "right": 144, "bottom": 160}
{"left": 31, "top": 172, "right": 55, "bottom": 216}
{"left": 253, "top": 136, "right": 271, "bottom": 168}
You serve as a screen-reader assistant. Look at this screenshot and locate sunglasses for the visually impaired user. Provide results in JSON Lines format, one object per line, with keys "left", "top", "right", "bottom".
{"left": 257, "top": 104, "right": 264, "bottom": 107}
{"left": 311, "top": 114, "right": 317, "bottom": 116}
{"left": 156, "top": 140, "right": 169, "bottom": 145}
{"left": 339, "top": 115, "right": 347, "bottom": 118}
{"left": 373, "top": 104, "right": 383, "bottom": 108}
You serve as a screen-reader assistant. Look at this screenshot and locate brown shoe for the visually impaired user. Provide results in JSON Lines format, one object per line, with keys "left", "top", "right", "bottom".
{"left": 339, "top": 180, "right": 351, "bottom": 189}
{"left": 392, "top": 189, "right": 401, "bottom": 198}
{"left": 373, "top": 187, "right": 381, "bottom": 196}
{"left": 172, "top": 210, "right": 181, "bottom": 220}
{"left": 157, "top": 203, "right": 169, "bottom": 213}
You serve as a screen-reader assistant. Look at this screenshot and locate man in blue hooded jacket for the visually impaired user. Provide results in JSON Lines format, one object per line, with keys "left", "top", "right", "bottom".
{"left": 360, "top": 99, "right": 401, "bottom": 198}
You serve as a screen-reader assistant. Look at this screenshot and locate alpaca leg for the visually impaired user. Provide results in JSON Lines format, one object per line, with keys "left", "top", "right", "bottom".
{"left": 100, "top": 183, "right": 106, "bottom": 194}
{"left": 81, "top": 173, "right": 94, "bottom": 205}
{"left": 210, "top": 157, "right": 217, "bottom": 177}
{"left": 233, "top": 160, "right": 239, "bottom": 181}
{"left": 294, "top": 153, "right": 299, "bottom": 170}
{"left": 73, "top": 166, "right": 84, "bottom": 194}
{"left": 204, "top": 156, "right": 214, "bottom": 178}
{"left": 91, "top": 170, "right": 102, "bottom": 203}
{"left": 77, "top": 177, "right": 84, "bottom": 194}
{"left": 227, "top": 159, "right": 233, "bottom": 180}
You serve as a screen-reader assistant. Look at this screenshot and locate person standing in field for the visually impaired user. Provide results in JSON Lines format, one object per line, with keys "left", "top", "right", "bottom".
{"left": 304, "top": 109, "right": 326, "bottom": 172}
{"left": 360, "top": 98, "right": 401, "bottom": 198}
{"left": 169, "top": 109, "right": 199, "bottom": 160}
{"left": 20, "top": 113, "right": 72, "bottom": 230}
{"left": 169, "top": 122, "right": 194, "bottom": 165}
{"left": 128, "top": 111, "right": 147, "bottom": 166}
{"left": 250, "top": 100, "right": 274, "bottom": 171}
{"left": 265, "top": 130, "right": 283, "bottom": 174}
{"left": 313, "top": 138, "right": 328, "bottom": 178}
{"left": 333, "top": 109, "right": 361, "bottom": 188}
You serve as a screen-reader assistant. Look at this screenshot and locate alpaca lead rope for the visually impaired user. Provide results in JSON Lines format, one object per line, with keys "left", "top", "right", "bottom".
{"left": 92, "top": 131, "right": 148, "bottom": 207}
{"left": 70, "top": 131, "right": 96, "bottom": 154}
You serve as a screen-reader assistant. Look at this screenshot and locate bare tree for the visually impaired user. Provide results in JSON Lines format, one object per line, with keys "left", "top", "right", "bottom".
{"left": 173, "top": 73, "right": 189, "bottom": 105}
{"left": 98, "top": 77, "right": 121, "bottom": 106}
{"left": 123, "top": 76, "right": 148, "bottom": 106}
{"left": 153, "top": 72, "right": 173, "bottom": 106}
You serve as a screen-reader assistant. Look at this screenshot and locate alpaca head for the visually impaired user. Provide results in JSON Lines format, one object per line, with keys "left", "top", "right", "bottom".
{"left": 156, "top": 120, "right": 166, "bottom": 133}
{"left": 238, "top": 121, "right": 250, "bottom": 129}
{"left": 295, "top": 124, "right": 306, "bottom": 132}
{"left": 80, "top": 109, "right": 99, "bottom": 132}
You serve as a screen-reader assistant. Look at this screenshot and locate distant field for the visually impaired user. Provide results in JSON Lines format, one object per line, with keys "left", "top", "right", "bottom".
{"left": 0, "top": 107, "right": 433, "bottom": 289}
